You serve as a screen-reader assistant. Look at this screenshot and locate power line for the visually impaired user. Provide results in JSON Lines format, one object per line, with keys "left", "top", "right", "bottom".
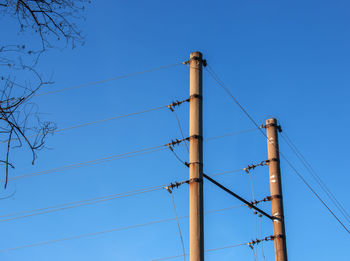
{"left": 280, "top": 154, "right": 350, "bottom": 234}
{"left": 4, "top": 128, "right": 263, "bottom": 183}
{"left": 0, "top": 163, "right": 269, "bottom": 222}
{"left": 210, "top": 168, "right": 243, "bottom": 177}
{"left": 259, "top": 215, "right": 267, "bottom": 261}
{"left": 33, "top": 62, "right": 185, "bottom": 97}
{"left": 171, "top": 110, "right": 189, "bottom": 152}
{"left": 167, "top": 192, "right": 186, "bottom": 261}
{"left": 204, "top": 128, "right": 259, "bottom": 141}
{"left": 0, "top": 216, "right": 176, "bottom": 253}
{"left": 1, "top": 106, "right": 167, "bottom": 144}
{"left": 0, "top": 99, "right": 191, "bottom": 144}
{"left": 205, "top": 65, "right": 264, "bottom": 134}
{"left": 280, "top": 132, "right": 350, "bottom": 224}
{"left": 152, "top": 241, "right": 252, "bottom": 261}
{"left": 0, "top": 204, "right": 244, "bottom": 253}
{"left": 5, "top": 146, "right": 167, "bottom": 182}
{"left": 206, "top": 64, "right": 350, "bottom": 234}
{"left": 0, "top": 185, "right": 167, "bottom": 223}
{"left": 247, "top": 171, "right": 259, "bottom": 260}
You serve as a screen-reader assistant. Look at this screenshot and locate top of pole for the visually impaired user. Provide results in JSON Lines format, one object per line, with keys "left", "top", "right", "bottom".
{"left": 190, "top": 51, "right": 203, "bottom": 59}
{"left": 266, "top": 118, "right": 278, "bottom": 125}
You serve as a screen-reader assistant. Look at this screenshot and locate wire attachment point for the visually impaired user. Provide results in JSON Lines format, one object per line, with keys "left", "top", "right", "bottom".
{"left": 163, "top": 178, "right": 198, "bottom": 193}
{"left": 167, "top": 98, "right": 190, "bottom": 112}
{"left": 249, "top": 196, "right": 272, "bottom": 206}
{"left": 243, "top": 160, "right": 270, "bottom": 174}
{"left": 247, "top": 235, "right": 276, "bottom": 249}
{"left": 261, "top": 123, "right": 282, "bottom": 132}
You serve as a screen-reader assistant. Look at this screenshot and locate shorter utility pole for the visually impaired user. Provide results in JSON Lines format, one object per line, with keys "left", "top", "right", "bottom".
{"left": 265, "top": 118, "right": 288, "bottom": 261}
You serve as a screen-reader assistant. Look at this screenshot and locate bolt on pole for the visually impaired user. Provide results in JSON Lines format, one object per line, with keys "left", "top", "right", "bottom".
{"left": 266, "top": 118, "right": 288, "bottom": 261}
{"left": 189, "top": 51, "right": 204, "bottom": 261}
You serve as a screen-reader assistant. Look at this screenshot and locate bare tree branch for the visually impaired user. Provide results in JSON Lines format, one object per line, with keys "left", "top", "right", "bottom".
{"left": 0, "top": 0, "right": 88, "bottom": 188}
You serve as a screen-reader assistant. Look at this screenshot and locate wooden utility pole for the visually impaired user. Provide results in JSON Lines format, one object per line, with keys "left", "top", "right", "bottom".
{"left": 266, "top": 118, "right": 288, "bottom": 261}
{"left": 189, "top": 51, "right": 204, "bottom": 261}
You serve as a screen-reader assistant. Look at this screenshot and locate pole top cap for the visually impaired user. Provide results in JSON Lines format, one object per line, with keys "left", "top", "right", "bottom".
{"left": 190, "top": 51, "right": 203, "bottom": 58}
{"left": 266, "top": 118, "right": 278, "bottom": 125}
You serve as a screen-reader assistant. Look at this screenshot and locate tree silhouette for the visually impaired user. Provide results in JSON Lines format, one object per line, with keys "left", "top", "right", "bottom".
{"left": 0, "top": 0, "right": 89, "bottom": 187}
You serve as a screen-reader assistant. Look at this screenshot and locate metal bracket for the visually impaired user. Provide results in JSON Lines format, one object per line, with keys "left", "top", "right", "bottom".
{"left": 188, "top": 177, "right": 202, "bottom": 184}
{"left": 189, "top": 94, "right": 202, "bottom": 100}
{"left": 267, "top": 195, "right": 282, "bottom": 201}
{"left": 262, "top": 123, "right": 282, "bottom": 132}
{"left": 266, "top": 158, "right": 279, "bottom": 164}
{"left": 187, "top": 134, "right": 203, "bottom": 141}
{"left": 185, "top": 161, "right": 203, "bottom": 168}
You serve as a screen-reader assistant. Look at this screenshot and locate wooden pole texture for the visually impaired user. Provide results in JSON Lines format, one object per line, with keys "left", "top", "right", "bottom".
{"left": 266, "top": 118, "right": 288, "bottom": 261}
{"left": 189, "top": 51, "right": 204, "bottom": 261}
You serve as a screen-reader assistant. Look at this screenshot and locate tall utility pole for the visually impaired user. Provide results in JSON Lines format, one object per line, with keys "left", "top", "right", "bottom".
{"left": 266, "top": 118, "right": 288, "bottom": 261}
{"left": 189, "top": 51, "right": 204, "bottom": 261}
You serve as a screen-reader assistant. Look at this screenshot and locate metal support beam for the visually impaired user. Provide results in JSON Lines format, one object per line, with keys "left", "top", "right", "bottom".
{"left": 203, "top": 173, "right": 276, "bottom": 221}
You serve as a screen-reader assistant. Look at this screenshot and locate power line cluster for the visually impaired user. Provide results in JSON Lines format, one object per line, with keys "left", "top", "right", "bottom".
{"left": 1, "top": 57, "right": 348, "bottom": 261}
{"left": 152, "top": 235, "right": 276, "bottom": 261}
{"left": 206, "top": 63, "right": 350, "bottom": 234}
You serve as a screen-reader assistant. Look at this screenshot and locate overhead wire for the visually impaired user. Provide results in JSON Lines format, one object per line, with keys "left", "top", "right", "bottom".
{"left": 204, "top": 128, "right": 259, "bottom": 141}
{"left": 280, "top": 132, "right": 350, "bottom": 224}
{"left": 210, "top": 168, "right": 244, "bottom": 177}
{"left": 4, "top": 145, "right": 168, "bottom": 182}
{"left": 151, "top": 242, "right": 248, "bottom": 261}
{"left": 247, "top": 171, "right": 258, "bottom": 261}
{"left": 205, "top": 63, "right": 350, "bottom": 234}
{"left": 0, "top": 184, "right": 168, "bottom": 222}
{"left": 171, "top": 110, "right": 189, "bottom": 152}
{"left": 167, "top": 101, "right": 263, "bottom": 179}
{"left": 4, "top": 143, "right": 257, "bottom": 184}
{"left": 33, "top": 62, "right": 185, "bottom": 97}
{"left": 259, "top": 215, "right": 267, "bottom": 261}
{"left": 0, "top": 216, "right": 177, "bottom": 253}
{"left": 0, "top": 204, "right": 245, "bottom": 253}
{"left": 167, "top": 146, "right": 275, "bottom": 220}
{"left": 279, "top": 153, "right": 350, "bottom": 234}
{"left": 0, "top": 99, "right": 191, "bottom": 144}
{"left": 153, "top": 235, "right": 276, "bottom": 261}
{"left": 0, "top": 163, "right": 270, "bottom": 223}
{"left": 166, "top": 191, "right": 186, "bottom": 261}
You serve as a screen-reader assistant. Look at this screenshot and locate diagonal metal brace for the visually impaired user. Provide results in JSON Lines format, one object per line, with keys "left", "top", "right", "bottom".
{"left": 203, "top": 173, "right": 280, "bottom": 221}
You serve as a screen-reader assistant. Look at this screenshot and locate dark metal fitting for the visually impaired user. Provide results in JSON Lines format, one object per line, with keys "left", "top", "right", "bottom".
{"left": 250, "top": 196, "right": 271, "bottom": 205}
{"left": 167, "top": 105, "right": 174, "bottom": 112}
{"left": 190, "top": 56, "right": 206, "bottom": 66}
{"left": 268, "top": 195, "right": 282, "bottom": 200}
{"left": 168, "top": 98, "right": 190, "bottom": 111}
{"left": 183, "top": 58, "right": 206, "bottom": 66}
{"left": 272, "top": 216, "right": 283, "bottom": 222}
{"left": 272, "top": 214, "right": 284, "bottom": 222}
{"left": 188, "top": 177, "right": 202, "bottom": 184}
{"left": 186, "top": 161, "right": 203, "bottom": 166}
{"left": 267, "top": 158, "right": 279, "bottom": 163}
{"left": 167, "top": 139, "right": 183, "bottom": 148}
{"left": 271, "top": 234, "right": 285, "bottom": 240}
{"left": 263, "top": 123, "right": 282, "bottom": 132}
{"left": 187, "top": 134, "right": 203, "bottom": 141}
{"left": 189, "top": 94, "right": 202, "bottom": 100}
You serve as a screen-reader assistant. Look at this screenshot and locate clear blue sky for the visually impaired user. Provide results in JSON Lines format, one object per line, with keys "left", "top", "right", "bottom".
{"left": 1, "top": 0, "right": 349, "bottom": 260}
